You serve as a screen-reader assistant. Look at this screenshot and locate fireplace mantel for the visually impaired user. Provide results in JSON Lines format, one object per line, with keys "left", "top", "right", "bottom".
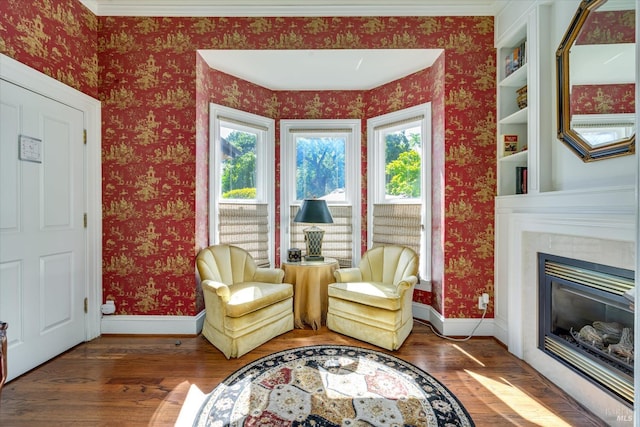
{"left": 495, "top": 186, "right": 635, "bottom": 423}
{"left": 495, "top": 185, "right": 635, "bottom": 351}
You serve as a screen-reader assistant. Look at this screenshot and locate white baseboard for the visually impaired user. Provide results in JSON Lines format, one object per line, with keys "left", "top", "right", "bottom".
{"left": 99, "top": 306, "right": 496, "bottom": 338}
{"left": 411, "top": 301, "right": 433, "bottom": 321}
{"left": 492, "top": 315, "right": 508, "bottom": 346}
{"left": 412, "top": 302, "right": 495, "bottom": 337}
{"left": 100, "top": 310, "right": 206, "bottom": 335}
{"left": 414, "top": 279, "right": 432, "bottom": 292}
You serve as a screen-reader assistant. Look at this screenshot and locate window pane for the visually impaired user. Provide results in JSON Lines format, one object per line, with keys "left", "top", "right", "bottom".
{"left": 220, "top": 125, "right": 257, "bottom": 200}
{"left": 384, "top": 124, "right": 421, "bottom": 200}
{"left": 295, "top": 136, "right": 346, "bottom": 200}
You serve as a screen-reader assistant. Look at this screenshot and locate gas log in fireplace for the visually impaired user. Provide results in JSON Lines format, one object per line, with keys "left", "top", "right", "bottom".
{"left": 538, "top": 253, "right": 634, "bottom": 406}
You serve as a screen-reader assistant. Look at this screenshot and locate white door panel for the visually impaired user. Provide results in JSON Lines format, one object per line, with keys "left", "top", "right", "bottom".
{"left": 0, "top": 99, "right": 20, "bottom": 232}
{"left": 0, "top": 79, "right": 86, "bottom": 381}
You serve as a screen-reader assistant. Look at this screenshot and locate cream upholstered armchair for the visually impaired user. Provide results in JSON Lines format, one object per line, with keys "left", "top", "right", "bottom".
{"left": 327, "top": 245, "right": 419, "bottom": 351}
{"left": 196, "top": 244, "right": 294, "bottom": 358}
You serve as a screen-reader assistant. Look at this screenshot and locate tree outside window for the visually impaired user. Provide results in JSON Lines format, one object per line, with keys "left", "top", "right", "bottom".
{"left": 384, "top": 126, "right": 421, "bottom": 199}
{"left": 295, "top": 136, "right": 346, "bottom": 200}
{"left": 220, "top": 127, "right": 257, "bottom": 199}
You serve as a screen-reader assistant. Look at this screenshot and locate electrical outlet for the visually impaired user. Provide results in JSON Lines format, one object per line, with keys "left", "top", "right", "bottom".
{"left": 101, "top": 300, "right": 116, "bottom": 315}
{"left": 478, "top": 293, "right": 489, "bottom": 310}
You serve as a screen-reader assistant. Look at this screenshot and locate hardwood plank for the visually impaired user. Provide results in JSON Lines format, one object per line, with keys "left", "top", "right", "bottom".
{"left": 0, "top": 322, "right": 607, "bottom": 426}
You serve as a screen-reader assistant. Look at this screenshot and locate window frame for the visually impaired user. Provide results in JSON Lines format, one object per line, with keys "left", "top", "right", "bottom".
{"left": 367, "top": 103, "right": 432, "bottom": 284}
{"left": 280, "top": 119, "right": 361, "bottom": 265}
{"left": 209, "top": 103, "right": 275, "bottom": 265}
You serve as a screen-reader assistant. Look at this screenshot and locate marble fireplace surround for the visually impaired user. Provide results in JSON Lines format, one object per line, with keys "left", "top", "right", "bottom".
{"left": 499, "top": 186, "right": 636, "bottom": 424}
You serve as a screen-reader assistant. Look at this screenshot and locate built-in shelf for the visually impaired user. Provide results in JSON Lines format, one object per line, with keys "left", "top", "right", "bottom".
{"left": 498, "top": 150, "right": 528, "bottom": 164}
{"left": 499, "top": 107, "right": 528, "bottom": 125}
{"left": 500, "top": 63, "right": 528, "bottom": 88}
{"left": 497, "top": 23, "right": 528, "bottom": 197}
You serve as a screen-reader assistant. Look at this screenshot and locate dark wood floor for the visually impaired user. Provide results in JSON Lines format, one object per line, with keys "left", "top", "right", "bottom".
{"left": 0, "top": 322, "right": 605, "bottom": 426}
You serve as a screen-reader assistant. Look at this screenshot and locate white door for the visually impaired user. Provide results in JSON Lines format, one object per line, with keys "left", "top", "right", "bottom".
{"left": 0, "top": 80, "right": 86, "bottom": 381}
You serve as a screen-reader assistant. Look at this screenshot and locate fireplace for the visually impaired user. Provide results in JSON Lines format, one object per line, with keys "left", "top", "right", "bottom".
{"left": 538, "top": 252, "right": 634, "bottom": 406}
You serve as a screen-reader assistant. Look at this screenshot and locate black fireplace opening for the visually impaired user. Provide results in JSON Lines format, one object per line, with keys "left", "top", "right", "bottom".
{"left": 538, "top": 252, "right": 634, "bottom": 406}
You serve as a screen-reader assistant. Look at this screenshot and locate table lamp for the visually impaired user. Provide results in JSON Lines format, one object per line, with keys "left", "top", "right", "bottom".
{"left": 294, "top": 199, "right": 333, "bottom": 261}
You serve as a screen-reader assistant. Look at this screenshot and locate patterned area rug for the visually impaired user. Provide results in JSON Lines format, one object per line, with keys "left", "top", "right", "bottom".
{"left": 193, "top": 345, "right": 474, "bottom": 426}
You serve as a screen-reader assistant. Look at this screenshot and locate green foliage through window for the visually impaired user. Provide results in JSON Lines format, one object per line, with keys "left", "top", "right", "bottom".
{"left": 221, "top": 129, "right": 257, "bottom": 199}
{"left": 385, "top": 127, "right": 421, "bottom": 198}
{"left": 222, "top": 188, "right": 256, "bottom": 199}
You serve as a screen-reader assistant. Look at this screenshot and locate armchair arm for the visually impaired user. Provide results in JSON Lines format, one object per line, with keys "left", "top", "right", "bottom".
{"left": 253, "top": 267, "right": 285, "bottom": 284}
{"left": 396, "top": 275, "right": 419, "bottom": 325}
{"left": 334, "top": 268, "right": 362, "bottom": 283}
{"left": 395, "top": 275, "right": 418, "bottom": 292}
{"left": 202, "top": 279, "right": 231, "bottom": 302}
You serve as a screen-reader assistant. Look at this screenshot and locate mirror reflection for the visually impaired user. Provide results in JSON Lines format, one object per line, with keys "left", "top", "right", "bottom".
{"left": 557, "top": 0, "right": 636, "bottom": 161}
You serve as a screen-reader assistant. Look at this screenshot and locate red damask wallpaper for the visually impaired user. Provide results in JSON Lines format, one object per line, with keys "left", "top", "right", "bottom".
{"left": 568, "top": 9, "right": 635, "bottom": 117}
{"left": 0, "top": 0, "right": 98, "bottom": 98}
{"left": 1, "top": 0, "right": 495, "bottom": 319}
{"left": 571, "top": 84, "right": 635, "bottom": 115}
{"left": 576, "top": 9, "right": 635, "bottom": 45}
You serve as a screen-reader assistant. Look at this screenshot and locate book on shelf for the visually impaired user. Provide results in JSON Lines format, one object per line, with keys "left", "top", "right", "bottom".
{"left": 515, "top": 166, "right": 528, "bottom": 194}
{"left": 502, "top": 134, "right": 518, "bottom": 156}
{"left": 504, "top": 39, "right": 527, "bottom": 78}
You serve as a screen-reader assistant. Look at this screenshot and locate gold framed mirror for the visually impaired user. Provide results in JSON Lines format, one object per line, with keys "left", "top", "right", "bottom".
{"left": 556, "top": 0, "right": 636, "bottom": 162}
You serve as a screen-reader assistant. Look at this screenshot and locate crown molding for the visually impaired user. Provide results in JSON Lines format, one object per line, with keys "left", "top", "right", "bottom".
{"left": 78, "top": 0, "right": 501, "bottom": 17}
{"left": 78, "top": 0, "right": 98, "bottom": 14}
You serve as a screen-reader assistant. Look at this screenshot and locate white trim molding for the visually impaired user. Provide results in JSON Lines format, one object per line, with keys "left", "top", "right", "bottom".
{"left": 412, "top": 302, "right": 495, "bottom": 337}
{"left": 78, "top": 0, "right": 500, "bottom": 17}
{"left": 101, "top": 311, "right": 206, "bottom": 335}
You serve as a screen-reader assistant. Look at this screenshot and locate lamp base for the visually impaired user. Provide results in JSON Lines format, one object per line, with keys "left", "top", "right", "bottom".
{"left": 303, "top": 226, "right": 326, "bottom": 262}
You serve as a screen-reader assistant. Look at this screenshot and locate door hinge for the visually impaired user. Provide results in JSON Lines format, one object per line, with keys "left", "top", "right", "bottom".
{"left": 83, "top": 129, "right": 87, "bottom": 145}
{"left": 84, "top": 297, "right": 88, "bottom": 314}
{"left": 84, "top": 213, "right": 87, "bottom": 228}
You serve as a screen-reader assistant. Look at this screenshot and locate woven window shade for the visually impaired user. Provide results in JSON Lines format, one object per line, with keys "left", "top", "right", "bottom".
{"left": 290, "top": 204, "right": 352, "bottom": 268}
{"left": 371, "top": 203, "right": 422, "bottom": 257}
{"left": 218, "top": 203, "right": 270, "bottom": 267}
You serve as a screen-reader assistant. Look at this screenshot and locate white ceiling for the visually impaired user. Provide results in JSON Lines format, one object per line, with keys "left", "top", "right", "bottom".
{"left": 199, "top": 49, "right": 443, "bottom": 90}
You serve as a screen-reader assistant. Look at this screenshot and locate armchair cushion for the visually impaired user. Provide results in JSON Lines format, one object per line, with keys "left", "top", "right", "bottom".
{"left": 328, "top": 281, "right": 402, "bottom": 311}
{"left": 225, "top": 281, "right": 294, "bottom": 318}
